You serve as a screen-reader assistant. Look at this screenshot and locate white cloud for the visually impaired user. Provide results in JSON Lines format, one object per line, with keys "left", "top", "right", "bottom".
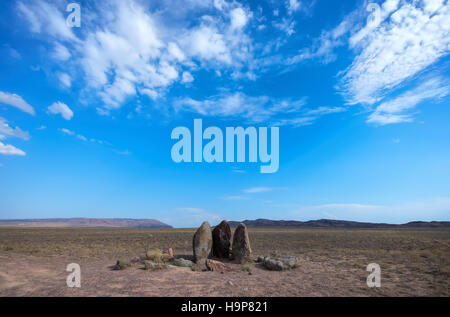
{"left": 175, "top": 92, "right": 269, "bottom": 120}
{"left": 181, "top": 71, "right": 194, "bottom": 83}
{"left": 273, "top": 17, "right": 295, "bottom": 36}
{"left": 175, "top": 91, "right": 345, "bottom": 126}
{"left": 0, "top": 91, "right": 35, "bottom": 115}
{"left": 59, "top": 128, "right": 75, "bottom": 135}
{"left": 243, "top": 187, "right": 272, "bottom": 193}
{"left": 230, "top": 7, "right": 249, "bottom": 30}
{"left": 0, "top": 142, "right": 26, "bottom": 156}
{"left": 8, "top": 47, "right": 21, "bottom": 59}
{"left": 367, "top": 76, "right": 450, "bottom": 125}
{"left": 48, "top": 102, "right": 74, "bottom": 120}
{"left": 76, "top": 134, "right": 87, "bottom": 141}
{"left": 141, "top": 88, "right": 159, "bottom": 101}
{"left": 51, "top": 43, "right": 71, "bottom": 61}
{"left": 18, "top": 0, "right": 256, "bottom": 112}
{"left": 17, "top": 0, "right": 77, "bottom": 41}
{"left": 0, "top": 117, "right": 30, "bottom": 140}
{"left": 183, "top": 24, "right": 232, "bottom": 64}
{"left": 176, "top": 207, "right": 205, "bottom": 213}
{"left": 290, "top": 197, "right": 450, "bottom": 223}
{"left": 340, "top": 0, "right": 450, "bottom": 105}
{"left": 167, "top": 42, "right": 185, "bottom": 62}
{"left": 175, "top": 92, "right": 302, "bottom": 122}
{"left": 271, "top": 116, "right": 316, "bottom": 127}
{"left": 304, "top": 106, "right": 347, "bottom": 116}
{"left": 287, "top": 17, "right": 355, "bottom": 65}
{"left": 287, "top": 0, "right": 301, "bottom": 14}
{"left": 173, "top": 207, "right": 222, "bottom": 227}
{"left": 57, "top": 72, "right": 72, "bottom": 88}
{"left": 222, "top": 195, "right": 249, "bottom": 200}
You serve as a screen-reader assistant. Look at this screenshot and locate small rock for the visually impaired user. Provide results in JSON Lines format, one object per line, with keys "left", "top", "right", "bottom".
{"left": 263, "top": 258, "right": 284, "bottom": 271}
{"left": 256, "top": 256, "right": 266, "bottom": 263}
{"left": 113, "top": 259, "right": 130, "bottom": 270}
{"left": 144, "top": 260, "right": 167, "bottom": 271}
{"left": 206, "top": 259, "right": 236, "bottom": 273}
{"left": 174, "top": 258, "right": 193, "bottom": 268}
{"left": 192, "top": 260, "right": 209, "bottom": 272}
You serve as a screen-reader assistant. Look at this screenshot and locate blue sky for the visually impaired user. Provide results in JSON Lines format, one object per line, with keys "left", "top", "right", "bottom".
{"left": 0, "top": 0, "right": 449, "bottom": 227}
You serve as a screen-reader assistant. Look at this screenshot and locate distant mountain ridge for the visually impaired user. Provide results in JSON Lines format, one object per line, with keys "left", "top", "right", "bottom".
{"left": 0, "top": 218, "right": 172, "bottom": 228}
{"left": 227, "top": 219, "right": 450, "bottom": 228}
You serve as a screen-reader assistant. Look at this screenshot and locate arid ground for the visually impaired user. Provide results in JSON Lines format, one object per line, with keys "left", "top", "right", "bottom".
{"left": 0, "top": 227, "right": 449, "bottom": 296}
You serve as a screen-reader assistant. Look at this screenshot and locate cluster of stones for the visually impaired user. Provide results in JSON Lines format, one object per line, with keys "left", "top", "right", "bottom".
{"left": 192, "top": 220, "right": 252, "bottom": 271}
{"left": 114, "top": 220, "right": 299, "bottom": 273}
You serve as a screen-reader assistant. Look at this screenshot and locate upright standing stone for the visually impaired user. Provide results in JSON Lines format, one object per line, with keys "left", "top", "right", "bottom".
{"left": 231, "top": 223, "right": 252, "bottom": 264}
{"left": 192, "top": 221, "right": 213, "bottom": 270}
{"left": 212, "top": 220, "right": 231, "bottom": 258}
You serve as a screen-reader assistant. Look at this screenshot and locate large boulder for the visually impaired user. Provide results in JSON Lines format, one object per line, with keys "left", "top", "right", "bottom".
{"left": 212, "top": 220, "right": 231, "bottom": 258}
{"left": 192, "top": 221, "right": 213, "bottom": 269}
{"left": 231, "top": 223, "right": 252, "bottom": 264}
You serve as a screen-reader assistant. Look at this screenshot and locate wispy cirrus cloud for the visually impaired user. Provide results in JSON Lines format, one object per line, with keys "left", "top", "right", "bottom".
{"left": 174, "top": 207, "right": 222, "bottom": 227}
{"left": 0, "top": 117, "right": 30, "bottom": 140}
{"left": 0, "top": 91, "right": 35, "bottom": 115}
{"left": 340, "top": 0, "right": 450, "bottom": 106}
{"left": 243, "top": 187, "right": 273, "bottom": 193}
{"left": 290, "top": 197, "right": 450, "bottom": 223}
{"left": 367, "top": 76, "right": 450, "bottom": 125}
{"left": 174, "top": 91, "right": 344, "bottom": 126}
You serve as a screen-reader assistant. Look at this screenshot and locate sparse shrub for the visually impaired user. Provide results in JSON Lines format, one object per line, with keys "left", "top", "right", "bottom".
{"left": 270, "top": 250, "right": 279, "bottom": 258}
{"left": 146, "top": 248, "right": 163, "bottom": 263}
{"left": 242, "top": 263, "right": 253, "bottom": 273}
{"left": 113, "top": 259, "right": 131, "bottom": 270}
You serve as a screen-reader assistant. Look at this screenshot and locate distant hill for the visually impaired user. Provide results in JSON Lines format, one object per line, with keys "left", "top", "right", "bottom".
{"left": 0, "top": 218, "right": 172, "bottom": 228}
{"left": 227, "top": 219, "right": 450, "bottom": 229}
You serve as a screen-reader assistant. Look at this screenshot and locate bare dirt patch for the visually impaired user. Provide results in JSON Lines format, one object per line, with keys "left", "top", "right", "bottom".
{"left": 0, "top": 228, "right": 448, "bottom": 296}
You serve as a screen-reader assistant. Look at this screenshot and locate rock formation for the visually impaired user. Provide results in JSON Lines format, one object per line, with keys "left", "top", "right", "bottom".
{"left": 192, "top": 221, "right": 213, "bottom": 270}
{"left": 231, "top": 223, "right": 252, "bottom": 264}
{"left": 212, "top": 220, "right": 231, "bottom": 258}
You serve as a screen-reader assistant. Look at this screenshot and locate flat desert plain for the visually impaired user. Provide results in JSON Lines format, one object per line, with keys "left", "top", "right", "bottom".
{"left": 0, "top": 227, "right": 449, "bottom": 296}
